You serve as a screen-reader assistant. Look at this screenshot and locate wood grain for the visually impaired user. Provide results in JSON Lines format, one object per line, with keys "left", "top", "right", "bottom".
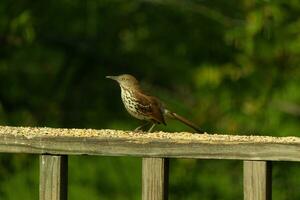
{"left": 142, "top": 158, "right": 169, "bottom": 200}
{"left": 40, "top": 155, "right": 68, "bottom": 200}
{"left": 243, "top": 161, "right": 272, "bottom": 200}
{"left": 0, "top": 126, "right": 300, "bottom": 161}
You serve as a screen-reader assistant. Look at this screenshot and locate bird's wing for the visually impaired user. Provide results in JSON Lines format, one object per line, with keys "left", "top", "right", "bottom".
{"left": 135, "top": 93, "right": 166, "bottom": 125}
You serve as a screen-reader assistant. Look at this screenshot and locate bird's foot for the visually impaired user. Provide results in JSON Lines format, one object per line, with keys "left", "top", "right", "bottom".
{"left": 147, "top": 124, "right": 156, "bottom": 133}
{"left": 134, "top": 122, "right": 151, "bottom": 132}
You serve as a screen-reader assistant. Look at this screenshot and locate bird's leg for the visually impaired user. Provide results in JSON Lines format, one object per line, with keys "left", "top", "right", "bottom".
{"left": 148, "top": 123, "right": 156, "bottom": 132}
{"left": 135, "top": 122, "right": 151, "bottom": 131}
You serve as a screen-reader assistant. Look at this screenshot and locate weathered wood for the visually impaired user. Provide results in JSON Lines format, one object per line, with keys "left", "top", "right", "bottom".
{"left": 243, "top": 161, "right": 272, "bottom": 200}
{"left": 0, "top": 126, "right": 300, "bottom": 161}
{"left": 40, "top": 155, "right": 68, "bottom": 200}
{"left": 142, "top": 158, "right": 169, "bottom": 200}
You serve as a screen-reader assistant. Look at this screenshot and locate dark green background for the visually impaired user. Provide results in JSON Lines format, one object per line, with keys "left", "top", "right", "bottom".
{"left": 0, "top": 0, "right": 300, "bottom": 199}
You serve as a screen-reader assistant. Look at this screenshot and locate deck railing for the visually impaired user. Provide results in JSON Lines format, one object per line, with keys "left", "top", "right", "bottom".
{"left": 1, "top": 126, "right": 299, "bottom": 200}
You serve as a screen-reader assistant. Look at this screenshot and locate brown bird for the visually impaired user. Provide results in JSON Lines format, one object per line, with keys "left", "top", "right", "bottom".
{"left": 106, "top": 74, "right": 201, "bottom": 133}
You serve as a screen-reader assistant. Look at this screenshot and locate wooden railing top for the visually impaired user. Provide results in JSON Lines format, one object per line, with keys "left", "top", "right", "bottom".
{"left": 0, "top": 126, "right": 300, "bottom": 161}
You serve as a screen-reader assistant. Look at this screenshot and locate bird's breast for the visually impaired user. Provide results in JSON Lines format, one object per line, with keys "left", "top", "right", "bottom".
{"left": 120, "top": 88, "right": 151, "bottom": 121}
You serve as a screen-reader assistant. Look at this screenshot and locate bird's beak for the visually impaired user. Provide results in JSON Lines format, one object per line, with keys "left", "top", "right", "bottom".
{"left": 106, "top": 76, "right": 118, "bottom": 81}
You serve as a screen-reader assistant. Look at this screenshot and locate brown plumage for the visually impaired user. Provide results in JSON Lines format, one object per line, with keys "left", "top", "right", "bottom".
{"left": 106, "top": 74, "right": 201, "bottom": 133}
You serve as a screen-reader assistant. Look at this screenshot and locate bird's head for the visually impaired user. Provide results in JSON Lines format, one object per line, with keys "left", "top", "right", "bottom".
{"left": 106, "top": 74, "right": 140, "bottom": 89}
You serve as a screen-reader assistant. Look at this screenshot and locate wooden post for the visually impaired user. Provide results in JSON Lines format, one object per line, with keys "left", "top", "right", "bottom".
{"left": 244, "top": 161, "right": 272, "bottom": 200}
{"left": 142, "top": 158, "right": 169, "bottom": 200}
{"left": 40, "top": 155, "right": 68, "bottom": 200}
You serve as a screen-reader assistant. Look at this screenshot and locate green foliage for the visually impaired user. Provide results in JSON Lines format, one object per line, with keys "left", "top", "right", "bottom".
{"left": 0, "top": 0, "right": 299, "bottom": 199}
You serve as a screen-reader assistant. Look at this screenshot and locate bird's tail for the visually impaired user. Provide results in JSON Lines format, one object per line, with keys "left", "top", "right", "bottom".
{"left": 164, "top": 109, "right": 202, "bottom": 133}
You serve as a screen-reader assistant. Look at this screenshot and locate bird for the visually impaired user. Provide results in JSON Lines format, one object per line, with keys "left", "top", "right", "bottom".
{"left": 106, "top": 74, "right": 201, "bottom": 133}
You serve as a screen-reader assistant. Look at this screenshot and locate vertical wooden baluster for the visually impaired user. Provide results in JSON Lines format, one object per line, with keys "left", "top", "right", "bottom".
{"left": 40, "top": 155, "right": 68, "bottom": 200}
{"left": 142, "top": 158, "right": 169, "bottom": 200}
{"left": 244, "top": 161, "right": 272, "bottom": 200}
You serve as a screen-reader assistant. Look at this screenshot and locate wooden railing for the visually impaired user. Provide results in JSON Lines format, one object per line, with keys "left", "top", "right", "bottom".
{"left": 1, "top": 126, "right": 300, "bottom": 200}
